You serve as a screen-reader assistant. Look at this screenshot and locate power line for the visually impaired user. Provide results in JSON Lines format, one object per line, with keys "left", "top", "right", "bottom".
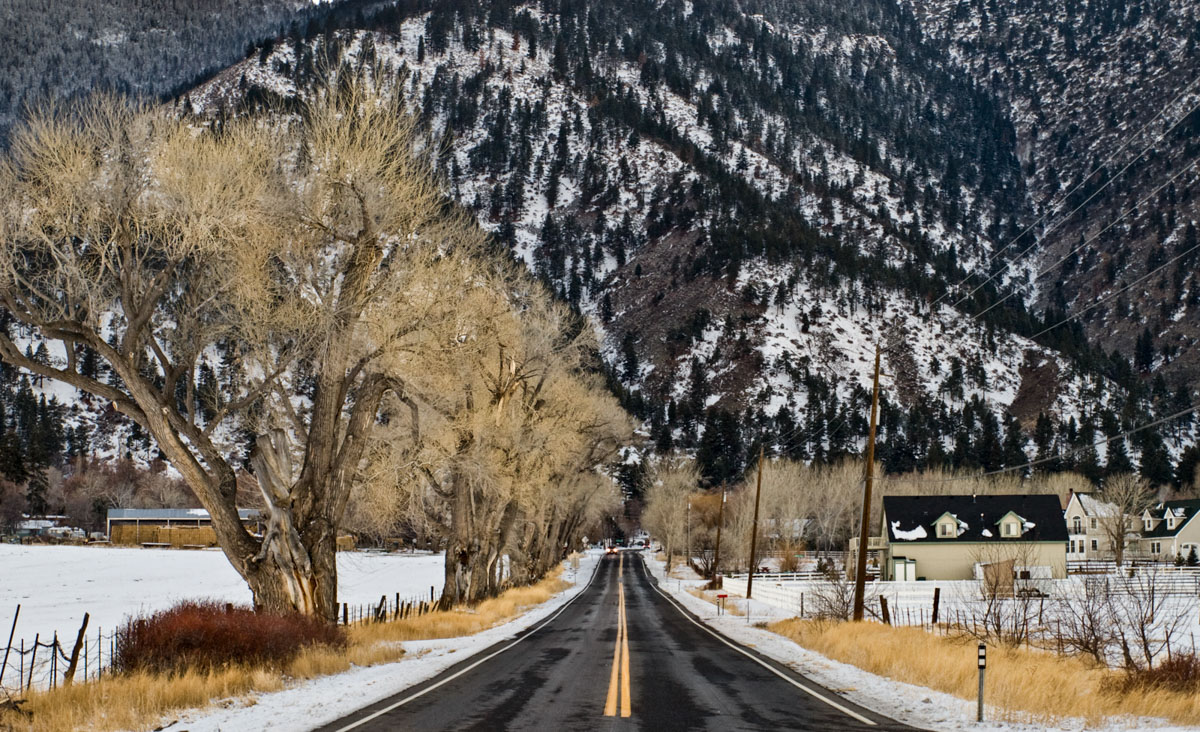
{"left": 775, "top": 407, "right": 853, "bottom": 456}
{"left": 930, "top": 71, "right": 1200, "bottom": 313}
{"left": 880, "top": 401, "right": 1199, "bottom": 485}
{"left": 947, "top": 87, "right": 1200, "bottom": 311}
{"left": 971, "top": 156, "right": 1200, "bottom": 321}
{"left": 1029, "top": 237, "right": 1200, "bottom": 341}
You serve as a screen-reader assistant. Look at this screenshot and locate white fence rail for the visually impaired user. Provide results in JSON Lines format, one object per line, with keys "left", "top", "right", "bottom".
{"left": 721, "top": 573, "right": 1200, "bottom": 623}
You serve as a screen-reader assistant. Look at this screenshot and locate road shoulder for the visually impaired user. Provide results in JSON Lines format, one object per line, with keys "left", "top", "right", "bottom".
{"left": 167, "top": 552, "right": 603, "bottom": 732}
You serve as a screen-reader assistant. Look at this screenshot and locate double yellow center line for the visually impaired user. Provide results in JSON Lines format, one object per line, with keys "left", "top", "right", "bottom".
{"left": 603, "top": 552, "right": 632, "bottom": 717}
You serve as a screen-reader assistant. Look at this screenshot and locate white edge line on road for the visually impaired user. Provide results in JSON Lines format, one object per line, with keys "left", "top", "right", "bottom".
{"left": 644, "top": 563, "right": 878, "bottom": 727}
{"left": 330, "top": 555, "right": 604, "bottom": 732}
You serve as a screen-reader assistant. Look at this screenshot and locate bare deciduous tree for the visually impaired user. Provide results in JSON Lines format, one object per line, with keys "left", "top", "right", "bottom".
{"left": 0, "top": 79, "right": 488, "bottom": 620}
{"left": 642, "top": 455, "right": 699, "bottom": 571}
{"left": 1099, "top": 473, "right": 1151, "bottom": 567}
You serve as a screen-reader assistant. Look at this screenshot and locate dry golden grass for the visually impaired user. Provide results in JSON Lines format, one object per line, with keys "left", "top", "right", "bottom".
{"left": 0, "top": 641, "right": 405, "bottom": 732}
{"left": 352, "top": 567, "right": 569, "bottom": 643}
{"left": 0, "top": 568, "right": 573, "bottom": 732}
{"left": 686, "top": 586, "right": 745, "bottom": 616}
{"left": 769, "top": 619, "right": 1200, "bottom": 726}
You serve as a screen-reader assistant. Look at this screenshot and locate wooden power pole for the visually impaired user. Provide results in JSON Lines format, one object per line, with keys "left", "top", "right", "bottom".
{"left": 746, "top": 445, "right": 765, "bottom": 600}
{"left": 711, "top": 485, "right": 726, "bottom": 588}
{"left": 853, "top": 346, "right": 882, "bottom": 622}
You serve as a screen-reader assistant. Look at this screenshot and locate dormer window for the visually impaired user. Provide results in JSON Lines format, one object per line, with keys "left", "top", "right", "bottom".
{"left": 938, "top": 522, "right": 953, "bottom": 537}
{"left": 1168, "top": 516, "right": 1177, "bottom": 530}
{"left": 1003, "top": 521, "right": 1018, "bottom": 537}
{"left": 1145, "top": 518, "right": 1153, "bottom": 531}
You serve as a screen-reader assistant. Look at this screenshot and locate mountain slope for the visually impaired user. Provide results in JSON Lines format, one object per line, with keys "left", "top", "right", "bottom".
{"left": 909, "top": 0, "right": 1200, "bottom": 385}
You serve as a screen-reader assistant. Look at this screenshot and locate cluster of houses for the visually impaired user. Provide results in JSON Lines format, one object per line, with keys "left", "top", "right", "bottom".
{"left": 867, "top": 492, "right": 1200, "bottom": 581}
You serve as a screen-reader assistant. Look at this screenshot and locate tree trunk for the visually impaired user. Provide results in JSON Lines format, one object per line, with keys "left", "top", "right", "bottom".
{"left": 245, "top": 430, "right": 340, "bottom": 620}
{"left": 442, "top": 474, "right": 485, "bottom": 608}
{"left": 244, "top": 529, "right": 337, "bottom": 620}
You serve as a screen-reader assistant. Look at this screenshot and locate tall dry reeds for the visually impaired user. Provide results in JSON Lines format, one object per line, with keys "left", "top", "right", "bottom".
{"left": 769, "top": 619, "right": 1200, "bottom": 726}
{"left": 0, "top": 640, "right": 404, "bottom": 732}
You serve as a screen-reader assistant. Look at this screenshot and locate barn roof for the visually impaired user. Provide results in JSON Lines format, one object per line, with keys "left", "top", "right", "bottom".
{"left": 107, "top": 508, "right": 260, "bottom": 521}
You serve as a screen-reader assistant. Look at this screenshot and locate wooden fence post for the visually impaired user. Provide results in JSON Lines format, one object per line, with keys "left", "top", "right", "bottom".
{"left": 63, "top": 613, "right": 90, "bottom": 685}
{"left": 0, "top": 604, "right": 19, "bottom": 688}
{"left": 931, "top": 587, "right": 941, "bottom": 625}
{"left": 27, "top": 634, "right": 38, "bottom": 692}
{"left": 880, "top": 597, "right": 891, "bottom": 625}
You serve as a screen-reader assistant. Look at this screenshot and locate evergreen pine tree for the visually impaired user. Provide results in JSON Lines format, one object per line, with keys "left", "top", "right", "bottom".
{"left": 25, "top": 468, "right": 49, "bottom": 517}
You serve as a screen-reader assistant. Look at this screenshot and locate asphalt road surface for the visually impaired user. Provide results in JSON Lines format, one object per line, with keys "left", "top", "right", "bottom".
{"left": 315, "top": 553, "right": 915, "bottom": 731}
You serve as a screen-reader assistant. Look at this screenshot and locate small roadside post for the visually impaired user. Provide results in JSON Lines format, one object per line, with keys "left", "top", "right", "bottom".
{"left": 977, "top": 643, "right": 986, "bottom": 722}
{"left": 717, "top": 593, "right": 728, "bottom": 616}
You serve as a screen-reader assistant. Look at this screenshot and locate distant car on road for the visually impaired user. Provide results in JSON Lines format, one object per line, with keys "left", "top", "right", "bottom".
{"left": 605, "top": 545, "right": 618, "bottom": 555}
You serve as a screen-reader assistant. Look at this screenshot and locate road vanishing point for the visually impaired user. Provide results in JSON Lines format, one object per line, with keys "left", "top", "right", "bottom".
{"left": 316, "top": 553, "right": 914, "bottom": 731}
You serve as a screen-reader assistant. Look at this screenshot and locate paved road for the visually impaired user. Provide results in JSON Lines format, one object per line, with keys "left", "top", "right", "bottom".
{"left": 315, "top": 553, "right": 915, "bottom": 731}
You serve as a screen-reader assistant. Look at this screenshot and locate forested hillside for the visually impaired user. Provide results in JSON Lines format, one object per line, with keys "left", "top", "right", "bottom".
{"left": 0, "top": 0, "right": 409, "bottom": 142}
{"left": 909, "top": 0, "right": 1200, "bottom": 382}
{"left": 1, "top": 0, "right": 1199, "bottom": 535}
{"left": 189, "top": 0, "right": 1198, "bottom": 487}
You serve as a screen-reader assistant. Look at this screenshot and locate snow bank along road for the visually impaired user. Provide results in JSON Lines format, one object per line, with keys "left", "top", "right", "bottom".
{"left": 315, "top": 552, "right": 912, "bottom": 731}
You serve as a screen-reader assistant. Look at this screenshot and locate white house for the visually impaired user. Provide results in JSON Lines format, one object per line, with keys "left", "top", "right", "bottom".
{"left": 1063, "top": 491, "right": 1123, "bottom": 560}
{"left": 1137, "top": 500, "right": 1200, "bottom": 561}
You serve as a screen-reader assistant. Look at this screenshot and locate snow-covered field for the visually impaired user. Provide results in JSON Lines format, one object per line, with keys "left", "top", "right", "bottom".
{"left": 0, "top": 544, "right": 445, "bottom": 645}
{"left": 646, "top": 556, "right": 1197, "bottom": 731}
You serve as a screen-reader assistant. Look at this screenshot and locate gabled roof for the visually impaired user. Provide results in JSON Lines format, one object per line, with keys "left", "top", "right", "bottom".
{"left": 1141, "top": 500, "right": 1200, "bottom": 538}
{"left": 1074, "top": 493, "right": 1119, "bottom": 518}
{"left": 883, "top": 494, "right": 1068, "bottom": 543}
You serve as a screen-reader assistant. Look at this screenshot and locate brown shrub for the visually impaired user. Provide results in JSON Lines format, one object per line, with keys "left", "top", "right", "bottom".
{"left": 1107, "top": 653, "right": 1200, "bottom": 695}
{"left": 114, "top": 601, "right": 344, "bottom": 674}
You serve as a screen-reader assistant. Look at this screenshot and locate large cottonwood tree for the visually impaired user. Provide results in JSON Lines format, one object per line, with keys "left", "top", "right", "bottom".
{"left": 0, "top": 81, "right": 486, "bottom": 620}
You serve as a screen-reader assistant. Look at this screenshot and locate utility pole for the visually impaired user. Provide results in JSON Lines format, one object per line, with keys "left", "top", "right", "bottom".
{"left": 746, "top": 445, "right": 765, "bottom": 600}
{"left": 711, "top": 485, "right": 726, "bottom": 588}
{"left": 853, "top": 346, "right": 882, "bottom": 622}
{"left": 685, "top": 500, "right": 691, "bottom": 572}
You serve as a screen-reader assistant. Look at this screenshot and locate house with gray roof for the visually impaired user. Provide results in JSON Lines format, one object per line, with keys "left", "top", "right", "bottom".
{"left": 1137, "top": 500, "right": 1200, "bottom": 561}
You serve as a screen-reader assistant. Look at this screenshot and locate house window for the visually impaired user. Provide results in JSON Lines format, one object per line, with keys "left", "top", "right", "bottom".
{"left": 1090, "top": 518, "right": 1098, "bottom": 530}
{"left": 1004, "top": 522, "right": 1017, "bottom": 537}
{"left": 1072, "top": 516, "right": 1082, "bottom": 534}
{"left": 1145, "top": 519, "right": 1152, "bottom": 531}
{"left": 1091, "top": 539, "right": 1098, "bottom": 552}
{"left": 1152, "top": 541, "right": 1162, "bottom": 554}
{"left": 1168, "top": 517, "right": 1176, "bottom": 530}
{"left": 939, "top": 522, "right": 952, "bottom": 537}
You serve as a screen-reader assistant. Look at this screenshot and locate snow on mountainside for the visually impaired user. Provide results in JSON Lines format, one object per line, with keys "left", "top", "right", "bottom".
{"left": 907, "top": 0, "right": 1200, "bottom": 385}
{"left": 181, "top": 0, "right": 1194, "bottom": 480}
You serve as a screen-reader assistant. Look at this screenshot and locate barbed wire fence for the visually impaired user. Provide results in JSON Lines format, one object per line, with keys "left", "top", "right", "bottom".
{"left": 0, "top": 588, "right": 447, "bottom": 697}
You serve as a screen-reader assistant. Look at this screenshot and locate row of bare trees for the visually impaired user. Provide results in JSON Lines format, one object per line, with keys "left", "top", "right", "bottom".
{"left": 0, "top": 76, "right": 627, "bottom": 620}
